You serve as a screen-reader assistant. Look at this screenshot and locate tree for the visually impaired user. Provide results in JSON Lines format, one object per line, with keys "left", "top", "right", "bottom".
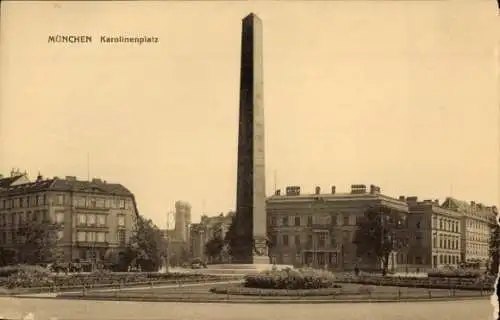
{"left": 204, "top": 235, "right": 225, "bottom": 262}
{"left": 204, "top": 222, "right": 226, "bottom": 262}
{"left": 127, "top": 215, "right": 167, "bottom": 272}
{"left": 0, "top": 247, "right": 17, "bottom": 267}
{"left": 353, "top": 205, "right": 408, "bottom": 275}
{"left": 489, "top": 219, "right": 499, "bottom": 274}
{"left": 13, "top": 219, "right": 63, "bottom": 265}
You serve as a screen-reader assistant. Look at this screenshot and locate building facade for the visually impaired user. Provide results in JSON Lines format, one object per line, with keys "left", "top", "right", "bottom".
{"left": 0, "top": 171, "right": 139, "bottom": 264}
{"left": 441, "top": 197, "right": 496, "bottom": 269}
{"left": 190, "top": 212, "right": 234, "bottom": 261}
{"left": 267, "top": 184, "right": 409, "bottom": 271}
{"left": 405, "top": 197, "right": 462, "bottom": 269}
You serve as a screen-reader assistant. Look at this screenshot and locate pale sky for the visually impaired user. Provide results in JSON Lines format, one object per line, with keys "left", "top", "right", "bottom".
{"left": 0, "top": 1, "right": 498, "bottom": 227}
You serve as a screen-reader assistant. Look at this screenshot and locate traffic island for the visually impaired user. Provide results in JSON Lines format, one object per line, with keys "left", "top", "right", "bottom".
{"left": 52, "top": 267, "right": 493, "bottom": 304}
{"left": 54, "top": 282, "right": 491, "bottom": 303}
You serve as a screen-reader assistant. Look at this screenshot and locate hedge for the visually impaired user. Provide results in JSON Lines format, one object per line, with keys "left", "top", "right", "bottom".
{"left": 244, "top": 267, "right": 338, "bottom": 290}
{"left": 427, "top": 269, "right": 484, "bottom": 279}
{"left": 0, "top": 265, "right": 50, "bottom": 278}
{"left": 210, "top": 285, "right": 343, "bottom": 297}
{"left": 335, "top": 275, "right": 495, "bottom": 291}
{"left": 3, "top": 268, "right": 236, "bottom": 289}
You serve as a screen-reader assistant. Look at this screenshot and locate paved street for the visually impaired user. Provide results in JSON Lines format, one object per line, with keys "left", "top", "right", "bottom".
{"left": 0, "top": 297, "right": 495, "bottom": 320}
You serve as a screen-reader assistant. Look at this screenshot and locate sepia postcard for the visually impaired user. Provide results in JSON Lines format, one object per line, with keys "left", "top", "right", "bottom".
{"left": 0, "top": 1, "right": 499, "bottom": 319}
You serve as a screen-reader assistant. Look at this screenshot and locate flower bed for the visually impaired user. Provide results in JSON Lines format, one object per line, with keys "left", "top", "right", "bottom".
{"left": 3, "top": 268, "right": 237, "bottom": 290}
{"left": 244, "top": 267, "right": 338, "bottom": 290}
{"left": 427, "top": 269, "right": 483, "bottom": 279}
{"left": 210, "top": 284, "right": 343, "bottom": 296}
{"left": 335, "top": 274, "right": 495, "bottom": 291}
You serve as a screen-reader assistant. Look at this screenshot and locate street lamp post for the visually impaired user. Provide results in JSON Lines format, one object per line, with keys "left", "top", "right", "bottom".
{"left": 165, "top": 210, "right": 174, "bottom": 272}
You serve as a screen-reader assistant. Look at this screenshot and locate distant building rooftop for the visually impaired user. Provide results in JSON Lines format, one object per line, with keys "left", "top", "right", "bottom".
{"left": 0, "top": 175, "right": 133, "bottom": 197}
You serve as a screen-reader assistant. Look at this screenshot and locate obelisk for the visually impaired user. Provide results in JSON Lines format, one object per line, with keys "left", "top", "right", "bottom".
{"left": 234, "top": 13, "right": 269, "bottom": 264}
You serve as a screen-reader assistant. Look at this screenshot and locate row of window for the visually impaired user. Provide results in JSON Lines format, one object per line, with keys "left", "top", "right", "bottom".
{"left": 269, "top": 214, "right": 359, "bottom": 227}
{"left": 270, "top": 231, "right": 352, "bottom": 248}
{"left": 466, "top": 243, "right": 488, "bottom": 257}
{"left": 77, "top": 214, "right": 109, "bottom": 227}
{"left": 0, "top": 194, "right": 132, "bottom": 211}
{"left": 0, "top": 211, "right": 125, "bottom": 228}
{"left": 466, "top": 231, "right": 489, "bottom": 243}
{"left": 79, "top": 248, "right": 106, "bottom": 261}
{"left": 0, "top": 210, "right": 50, "bottom": 226}
{"left": 434, "top": 254, "right": 460, "bottom": 266}
{"left": 0, "top": 230, "right": 63, "bottom": 244}
{"left": 71, "top": 197, "right": 129, "bottom": 210}
{"left": 0, "top": 229, "right": 126, "bottom": 245}
{"left": 1, "top": 195, "right": 47, "bottom": 209}
{"left": 76, "top": 231, "right": 107, "bottom": 243}
{"left": 466, "top": 219, "right": 490, "bottom": 231}
{"left": 432, "top": 234, "right": 460, "bottom": 250}
{"left": 432, "top": 216, "right": 460, "bottom": 233}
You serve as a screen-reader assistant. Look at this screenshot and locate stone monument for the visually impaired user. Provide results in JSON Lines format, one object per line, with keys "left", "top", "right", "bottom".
{"left": 233, "top": 12, "right": 269, "bottom": 265}
{"left": 207, "top": 13, "right": 292, "bottom": 274}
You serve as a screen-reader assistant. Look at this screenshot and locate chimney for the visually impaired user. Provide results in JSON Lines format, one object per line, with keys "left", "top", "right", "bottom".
{"left": 369, "top": 185, "right": 380, "bottom": 194}
{"left": 285, "top": 186, "right": 301, "bottom": 196}
{"left": 406, "top": 196, "right": 418, "bottom": 202}
{"left": 36, "top": 172, "right": 43, "bottom": 182}
{"left": 351, "top": 184, "right": 366, "bottom": 194}
{"left": 275, "top": 189, "right": 281, "bottom": 196}
{"left": 331, "top": 186, "right": 336, "bottom": 194}
{"left": 92, "top": 178, "right": 102, "bottom": 184}
{"left": 399, "top": 196, "right": 406, "bottom": 201}
{"left": 315, "top": 186, "right": 321, "bottom": 195}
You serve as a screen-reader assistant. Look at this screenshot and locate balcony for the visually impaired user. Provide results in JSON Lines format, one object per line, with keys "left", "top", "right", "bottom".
{"left": 76, "top": 241, "right": 109, "bottom": 248}
{"left": 310, "top": 224, "right": 331, "bottom": 232}
{"left": 303, "top": 242, "right": 335, "bottom": 250}
{"left": 76, "top": 224, "right": 109, "bottom": 231}
{"left": 74, "top": 205, "right": 110, "bottom": 213}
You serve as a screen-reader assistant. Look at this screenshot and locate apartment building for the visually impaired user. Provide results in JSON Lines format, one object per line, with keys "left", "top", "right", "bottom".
{"left": 267, "top": 184, "right": 409, "bottom": 271}
{"left": 441, "top": 197, "right": 496, "bottom": 269}
{"left": 190, "top": 212, "right": 234, "bottom": 260}
{"left": 0, "top": 171, "right": 139, "bottom": 264}
{"left": 405, "top": 197, "right": 462, "bottom": 269}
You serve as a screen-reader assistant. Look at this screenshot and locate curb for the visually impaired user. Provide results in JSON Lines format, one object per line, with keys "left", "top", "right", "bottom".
{"left": 0, "top": 278, "right": 242, "bottom": 297}
{"left": 46, "top": 295, "right": 490, "bottom": 304}
{"left": 9, "top": 280, "right": 243, "bottom": 298}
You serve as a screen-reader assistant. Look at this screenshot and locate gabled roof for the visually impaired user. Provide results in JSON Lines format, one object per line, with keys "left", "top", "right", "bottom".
{"left": 1, "top": 178, "right": 54, "bottom": 195}
{"left": 441, "top": 197, "right": 470, "bottom": 212}
{"left": 0, "top": 177, "right": 133, "bottom": 197}
{"left": 49, "top": 179, "right": 133, "bottom": 196}
{"left": 0, "top": 175, "right": 27, "bottom": 189}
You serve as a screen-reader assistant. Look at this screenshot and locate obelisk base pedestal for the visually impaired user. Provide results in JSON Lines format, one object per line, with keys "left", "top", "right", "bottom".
{"left": 205, "top": 263, "right": 294, "bottom": 275}
{"left": 252, "top": 255, "right": 271, "bottom": 265}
